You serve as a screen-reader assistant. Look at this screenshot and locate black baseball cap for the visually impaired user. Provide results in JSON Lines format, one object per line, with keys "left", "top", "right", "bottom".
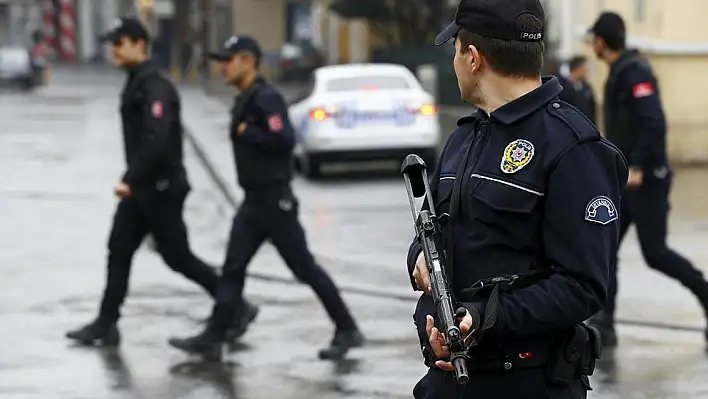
{"left": 208, "top": 35, "right": 262, "bottom": 62}
{"left": 99, "top": 17, "right": 150, "bottom": 43}
{"left": 435, "top": 0, "right": 545, "bottom": 46}
{"left": 588, "top": 12, "right": 626, "bottom": 40}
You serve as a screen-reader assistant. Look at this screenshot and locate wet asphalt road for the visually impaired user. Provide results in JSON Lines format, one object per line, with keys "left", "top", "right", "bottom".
{"left": 3, "top": 66, "right": 708, "bottom": 398}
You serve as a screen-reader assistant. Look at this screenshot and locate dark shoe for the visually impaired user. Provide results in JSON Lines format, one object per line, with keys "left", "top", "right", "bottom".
{"left": 66, "top": 319, "right": 120, "bottom": 347}
{"left": 587, "top": 312, "right": 617, "bottom": 348}
{"left": 225, "top": 302, "right": 259, "bottom": 343}
{"left": 318, "top": 328, "right": 365, "bottom": 360}
{"left": 168, "top": 328, "right": 226, "bottom": 361}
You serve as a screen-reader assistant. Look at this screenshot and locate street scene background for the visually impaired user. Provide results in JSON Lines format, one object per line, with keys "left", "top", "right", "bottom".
{"left": 3, "top": 0, "right": 708, "bottom": 398}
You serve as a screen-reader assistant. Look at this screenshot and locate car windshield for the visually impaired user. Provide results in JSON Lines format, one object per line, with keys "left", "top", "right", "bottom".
{"left": 325, "top": 75, "right": 410, "bottom": 92}
{"left": 0, "top": 49, "right": 30, "bottom": 69}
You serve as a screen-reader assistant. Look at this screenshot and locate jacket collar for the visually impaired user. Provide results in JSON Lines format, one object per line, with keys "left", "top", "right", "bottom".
{"left": 490, "top": 76, "right": 562, "bottom": 125}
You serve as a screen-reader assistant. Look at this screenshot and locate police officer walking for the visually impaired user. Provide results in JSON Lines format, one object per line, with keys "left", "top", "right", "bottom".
{"left": 408, "top": 0, "right": 627, "bottom": 397}
{"left": 587, "top": 12, "right": 708, "bottom": 347}
{"left": 168, "top": 35, "right": 364, "bottom": 360}
{"left": 66, "top": 18, "right": 255, "bottom": 346}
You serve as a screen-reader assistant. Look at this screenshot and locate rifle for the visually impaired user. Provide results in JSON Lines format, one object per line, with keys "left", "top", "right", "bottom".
{"left": 401, "top": 153, "right": 470, "bottom": 385}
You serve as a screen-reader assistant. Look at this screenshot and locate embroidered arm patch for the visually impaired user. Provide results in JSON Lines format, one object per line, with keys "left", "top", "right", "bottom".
{"left": 151, "top": 101, "right": 163, "bottom": 118}
{"left": 584, "top": 196, "right": 618, "bottom": 225}
{"left": 267, "top": 115, "right": 284, "bottom": 132}
{"left": 632, "top": 82, "right": 654, "bottom": 98}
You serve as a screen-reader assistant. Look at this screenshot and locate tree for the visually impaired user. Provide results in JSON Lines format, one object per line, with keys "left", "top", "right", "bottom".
{"left": 330, "top": 0, "right": 453, "bottom": 48}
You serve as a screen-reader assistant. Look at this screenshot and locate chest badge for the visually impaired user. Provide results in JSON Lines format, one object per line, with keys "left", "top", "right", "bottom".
{"left": 501, "top": 139, "right": 535, "bottom": 174}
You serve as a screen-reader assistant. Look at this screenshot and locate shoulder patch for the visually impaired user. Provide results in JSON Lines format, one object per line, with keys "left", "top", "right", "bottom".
{"left": 268, "top": 115, "right": 284, "bottom": 132}
{"left": 584, "top": 196, "right": 618, "bottom": 225}
{"left": 501, "top": 139, "right": 535, "bottom": 174}
{"left": 632, "top": 82, "right": 654, "bottom": 98}
{"left": 151, "top": 101, "right": 163, "bottom": 118}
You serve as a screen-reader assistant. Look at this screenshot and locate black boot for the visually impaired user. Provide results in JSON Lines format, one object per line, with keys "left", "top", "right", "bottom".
{"left": 168, "top": 327, "right": 226, "bottom": 361}
{"left": 318, "top": 328, "right": 365, "bottom": 360}
{"left": 225, "top": 301, "right": 259, "bottom": 343}
{"left": 66, "top": 318, "right": 120, "bottom": 347}
{"left": 587, "top": 311, "right": 617, "bottom": 348}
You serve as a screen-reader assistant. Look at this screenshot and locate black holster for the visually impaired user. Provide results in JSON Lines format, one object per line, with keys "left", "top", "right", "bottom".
{"left": 545, "top": 323, "right": 602, "bottom": 387}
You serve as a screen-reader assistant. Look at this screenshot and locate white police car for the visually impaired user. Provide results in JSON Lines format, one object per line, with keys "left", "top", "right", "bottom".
{"left": 288, "top": 63, "right": 441, "bottom": 178}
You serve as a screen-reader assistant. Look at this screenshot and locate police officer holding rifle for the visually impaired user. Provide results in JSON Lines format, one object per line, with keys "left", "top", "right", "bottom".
{"left": 402, "top": 0, "right": 628, "bottom": 397}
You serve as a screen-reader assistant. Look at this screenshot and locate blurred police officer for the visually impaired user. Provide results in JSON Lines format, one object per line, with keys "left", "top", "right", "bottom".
{"left": 65, "top": 18, "right": 255, "bottom": 346}
{"left": 587, "top": 12, "right": 708, "bottom": 347}
{"left": 408, "top": 0, "right": 628, "bottom": 397}
{"left": 558, "top": 56, "right": 596, "bottom": 125}
{"left": 168, "top": 35, "right": 364, "bottom": 360}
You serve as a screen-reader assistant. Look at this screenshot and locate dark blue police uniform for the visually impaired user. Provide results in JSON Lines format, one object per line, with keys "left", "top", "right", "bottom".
{"left": 66, "top": 18, "right": 220, "bottom": 346}
{"left": 169, "top": 35, "right": 363, "bottom": 360}
{"left": 407, "top": 76, "right": 627, "bottom": 398}
{"left": 588, "top": 13, "right": 708, "bottom": 345}
{"left": 213, "top": 75, "right": 360, "bottom": 337}
{"left": 410, "top": 3, "right": 628, "bottom": 396}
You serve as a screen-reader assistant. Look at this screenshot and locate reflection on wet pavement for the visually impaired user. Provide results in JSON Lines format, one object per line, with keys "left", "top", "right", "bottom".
{"left": 3, "top": 66, "right": 708, "bottom": 398}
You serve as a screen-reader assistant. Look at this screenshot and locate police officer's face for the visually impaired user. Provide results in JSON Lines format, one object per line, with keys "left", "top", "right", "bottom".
{"left": 111, "top": 37, "right": 144, "bottom": 67}
{"left": 591, "top": 36, "right": 606, "bottom": 60}
{"left": 453, "top": 38, "right": 482, "bottom": 103}
{"left": 221, "top": 53, "right": 252, "bottom": 84}
{"left": 572, "top": 63, "right": 589, "bottom": 81}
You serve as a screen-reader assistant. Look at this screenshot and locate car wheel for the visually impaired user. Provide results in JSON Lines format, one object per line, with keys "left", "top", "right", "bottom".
{"left": 300, "top": 153, "right": 322, "bottom": 179}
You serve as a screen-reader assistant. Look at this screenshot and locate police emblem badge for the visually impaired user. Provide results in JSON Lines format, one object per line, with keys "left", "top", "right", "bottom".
{"left": 584, "top": 196, "right": 618, "bottom": 225}
{"left": 500, "top": 139, "right": 535, "bottom": 174}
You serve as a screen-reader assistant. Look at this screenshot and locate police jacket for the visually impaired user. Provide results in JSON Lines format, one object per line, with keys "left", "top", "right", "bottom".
{"left": 406, "top": 77, "right": 628, "bottom": 360}
{"left": 604, "top": 49, "right": 667, "bottom": 170}
{"left": 229, "top": 76, "right": 296, "bottom": 191}
{"left": 120, "top": 61, "right": 188, "bottom": 192}
{"left": 558, "top": 75, "right": 596, "bottom": 125}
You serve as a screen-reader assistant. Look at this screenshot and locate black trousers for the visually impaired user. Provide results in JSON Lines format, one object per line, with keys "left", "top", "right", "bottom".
{"left": 210, "top": 190, "right": 355, "bottom": 331}
{"left": 606, "top": 172, "right": 707, "bottom": 317}
{"left": 413, "top": 367, "right": 589, "bottom": 399}
{"left": 99, "top": 187, "right": 219, "bottom": 322}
